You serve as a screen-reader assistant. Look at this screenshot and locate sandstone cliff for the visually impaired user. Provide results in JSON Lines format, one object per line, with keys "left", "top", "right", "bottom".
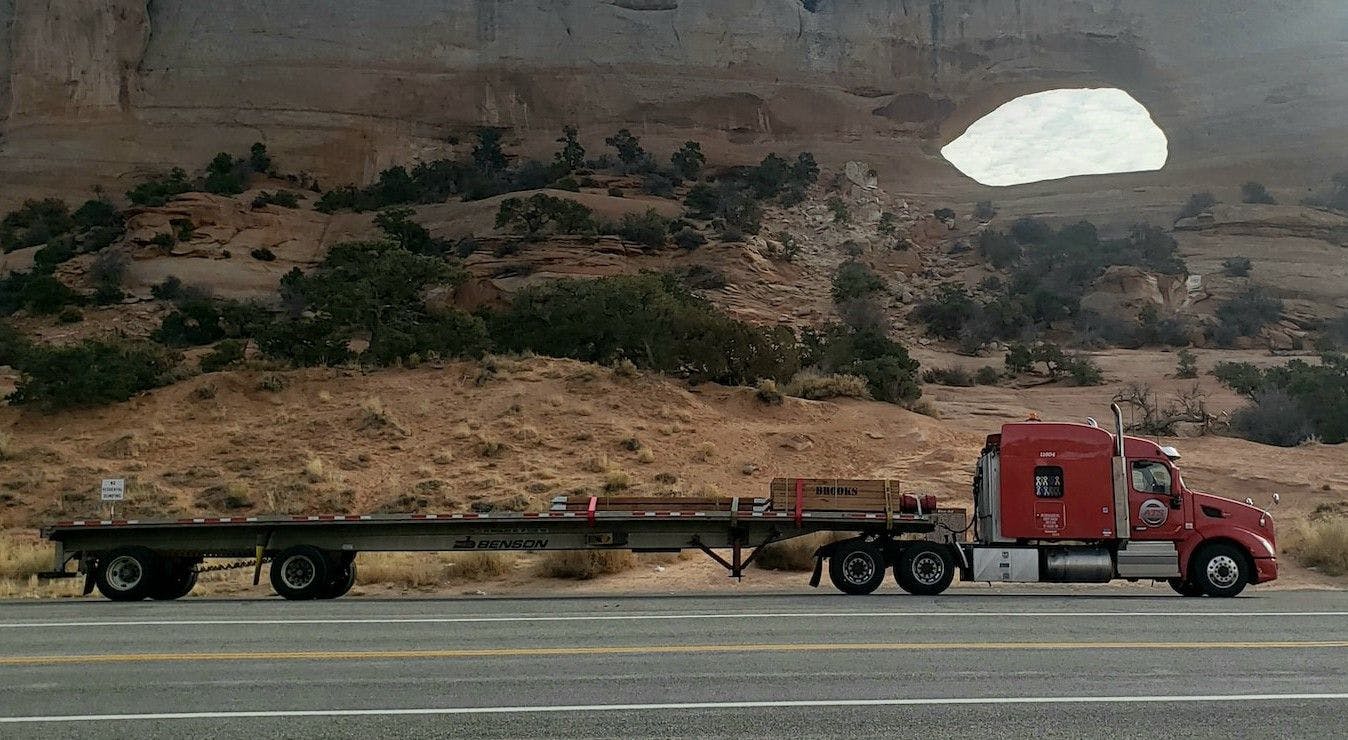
{"left": 1, "top": 1, "right": 1345, "bottom": 207}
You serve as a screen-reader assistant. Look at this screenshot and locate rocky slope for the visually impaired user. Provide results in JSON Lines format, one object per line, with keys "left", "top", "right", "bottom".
{"left": 2, "top": 1, "right": 1346, "bottom": 209}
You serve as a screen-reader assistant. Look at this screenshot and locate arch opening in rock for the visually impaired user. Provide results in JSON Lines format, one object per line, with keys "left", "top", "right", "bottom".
{"left": 941, "top": 88, "right": 1169, "bottom": 187}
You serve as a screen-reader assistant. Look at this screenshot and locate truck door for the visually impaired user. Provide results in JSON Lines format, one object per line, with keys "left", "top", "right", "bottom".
{"left": 1127, "top": 459, "right": 1185, "bottom": 540}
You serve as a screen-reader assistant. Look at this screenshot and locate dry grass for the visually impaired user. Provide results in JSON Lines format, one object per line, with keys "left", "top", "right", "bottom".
{"left": 603, "top": 470, "right": 631, "bottom": 492}
{"left": 636, "top": 448, "right": 656, "bottom": 464}
{"left": 538, "top": 550, "right": 638, "bottom": 579}
{"left": 785, "top": 372, "right": 870, "bottom": 401}
{"left": 0, "top": 431, "right": 14, "bottom": 461}
{"left": 693, "top": 442, "right": 716, "bottom": 462}
{"left": 0, "top": 534, "right": 51, "bottom": 580}
{"left": 357, "top": 396, "right": 409, "bottom": 437}
{"left": 1284, "top": 518, "right": 1348, "bottom": 576}
{"left": 754, "top": 532, "right": 849, "bottom": 572}
{"left": 355, "top": 552, "right": 518, "bottom": 588}
{"left": 303, "top": 456, "right": 327, "bottom": 484}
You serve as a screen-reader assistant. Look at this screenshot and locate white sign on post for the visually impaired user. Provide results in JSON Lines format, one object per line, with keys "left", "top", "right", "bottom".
{"left": 100, "top": 479, "right": 125, "bottom": 502}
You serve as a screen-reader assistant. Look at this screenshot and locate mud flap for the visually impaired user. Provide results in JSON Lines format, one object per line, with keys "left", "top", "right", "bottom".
{"left": 809, "top": 556, "right": 824, "bottom": 588}
{"left": 81, "top": 568, "right": 95, "bottom": 596}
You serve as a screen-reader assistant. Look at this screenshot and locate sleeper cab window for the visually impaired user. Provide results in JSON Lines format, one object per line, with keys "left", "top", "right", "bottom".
{"left": 1034, "top": 466, "right": 1064, "bottom": 498}
{"left": 1131, "top": 461, "right": 1172, "bottom": 494}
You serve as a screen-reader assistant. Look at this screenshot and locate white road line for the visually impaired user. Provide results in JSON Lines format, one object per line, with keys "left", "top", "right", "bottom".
{"left": 0, "top": 611, "right": 1344, "bottom": 629}
{"left": 3, "top": 693, "right": 1346, "bottom": 724}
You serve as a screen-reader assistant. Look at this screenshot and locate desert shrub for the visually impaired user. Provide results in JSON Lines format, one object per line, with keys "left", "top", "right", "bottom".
{"left": 1208, "top": 286, "right": 1283, "bottom": 346}
{"left": 1215, "top": 354, "right": 1348, "bottom": 444}
{"left": 152, "top": 296, "right": 265, "bottom": 347}
{"left": 755, "top": 379, "right": 784, "bottom": 405}
{"left": 1240, "top": 182, "right": 1276, "bottom": 205}
{"left": 1325, "top": 311, "right": 1348, "bottom": 349}
{"left": 641, "top": 174, "right": 677, "bottom": 198}
{"left": 1176, "top": 349, "right": 1199, "bottom": 379}
{"left": 1177, "top": 192, "right": 1217, "bottom": 220}
{"left": 363, "top": 311, "right": 491, "bottom": 366}
{"left": 1230, "top": 388, "right": 1316, "bottom": 447}
{"left": 0, "top": 321, "right": 31, "bottom": 367}
{"left": 801, "top": 325, "right": 921, "bottom": 404}
{"left": 199, "top": 339, "right": 246, "bottom": 373}
{"left": 975, "top": 365, "right": 1001, "bottom": 385}
{"left": 252, "top": 190, "right": 299, "bottom": 209}
{"left": 784, "top": 371, "right": 871, "bottom": 401}
{"left": 684, "top": 182, "right": 763, "bottom": 233}
{"left": 974, "top": 200, "right": 998, "bottom": 221}
{"left": 1009, "top": 216, "right": 1053, "bottom": 244}
{"left": 831, "top": 261, "right": 885, "bottom": 304}
{"left": 539, "top": 550, "right": 637, "bottom": 579}
{"left": 923, "top": 367, "right": 975, "bottom": 387}
{"left": 616, "top": 210, "right": 670, "bottom": 247}
{"left": 1, "top": 273, "right": 82, "bottom": 316}
{"left": 0, "top": 199, "right": 76, "bottom": 253}
{"left": 554, "top": 125, "right": 586, "bottom": 172}
{"left": 670, "top": 141, "right": 706, "bottom": 180}
{"left": 1066, "top": 355, "right": 1105, "bottom": 386}
{"left": 254, "top": 316, "right": 352, "bottom": 367}
{"left": 914, "top": 285, "right": 976, "bottom": 340}
{"left": 933, "top": 207, "right": 956, "bottom": 223}
{"left": 827, "top": 196, "right": 849, "bottom": 223}
{"left": 976, "top": 230, "right": 1020, "bottom": 269}
{"left": 203, "top": 152, "right": 249, "bottom": 195}
{"left": 1222, "top": 256, "right": 1253, "bottom": 277}
{"left": 8, "top": 340, "right": 179, "bottom": 409}
{"left": 836, "top": 296, "right": 888, "bottom": 333}
{"left": 248, "top": 142, "right": 273, "bottom": 173}
{"left": 604, "top": 129, "right": 648, "bottom": 171}
{"left": 496, "top": 194, "right": 596, "bottom": 237}
{"left": 673, "top": 227, "right": 707, "bottom": 251}
{"left": 489, "top": 273, "right": 800, "bottom": 386}
{"left": 374, "top": 208, "right": 450, "bottom": 256}
{"left": 89, "top": 251, "right": 129, "bottom": 292}
{"left": 1284, "top": 519, "right": 1348, "bottom": 576}
{"left": 249, "top": 247, "right": 277, "bottom": 262}
{"left": 127, "top": 169, "right": 194, "bottom": 207}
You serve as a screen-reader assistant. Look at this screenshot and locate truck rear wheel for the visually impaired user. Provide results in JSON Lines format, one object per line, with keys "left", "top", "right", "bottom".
{"left": 95, "top": 547, "right": 160, "bottom": 601}
{"left": 828, "top": 540, "right": 887, "bottom": 595}
{"left": 1191, "top": 543, "right": 1249, "bottom": 598}
{"left": 270, "top": 546, "right": 331, "bottom": 600}
{"left": 149, "top": 560, "right": 198, "bottom": 600}
{"left": 894, "top": 544, "right": 956, "bottom": 596}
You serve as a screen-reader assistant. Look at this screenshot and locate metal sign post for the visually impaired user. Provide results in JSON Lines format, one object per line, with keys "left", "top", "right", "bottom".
{"left": 100, "top": 478, "right": 125, "bottom": 519}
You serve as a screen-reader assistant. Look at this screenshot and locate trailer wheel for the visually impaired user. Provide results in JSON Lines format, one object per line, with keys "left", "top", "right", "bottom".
{"left": 894, "top": 544, "right": 956, "bottom": 596}
{"left": 317, "top": 561, "right": 357, "bottom": 600}
{"left": 828, "top": 540, "right": 887, "bottom": 595}
{"left": 95, "top": 547, "right": 160, "bottom": 601}
{"left": 1167, "top": 578, "right": 1204, "bottom": 597}
{"left": 1190, "top": 543, "right": 1249, "bottom": 598}
{"left": 149, "top": 561, "right": 198, "bottom": 600}
{"left": 270, "top": 546, "right": 330, "bottom": 600}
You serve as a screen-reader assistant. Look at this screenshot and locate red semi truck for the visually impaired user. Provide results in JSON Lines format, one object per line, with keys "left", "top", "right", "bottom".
{"left": 40, "top": 405, "right": 1276, "bottom": 600}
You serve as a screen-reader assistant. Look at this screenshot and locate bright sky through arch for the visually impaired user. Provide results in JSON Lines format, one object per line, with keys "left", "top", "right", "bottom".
{"left": 941, "top": 88, "right": 1169, "bottom": 187}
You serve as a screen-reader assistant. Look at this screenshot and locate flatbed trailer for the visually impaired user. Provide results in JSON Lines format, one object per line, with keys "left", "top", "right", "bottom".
{"left": 40, "top": 405, "right": 1279, "bottom": 601}
{"left": 40, "top": 494, "right": 969, "bottom": 601}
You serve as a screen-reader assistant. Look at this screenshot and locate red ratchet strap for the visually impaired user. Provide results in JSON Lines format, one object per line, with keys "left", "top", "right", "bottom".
{"left": 587, "top": 496, "right": 598, "bottom": 525}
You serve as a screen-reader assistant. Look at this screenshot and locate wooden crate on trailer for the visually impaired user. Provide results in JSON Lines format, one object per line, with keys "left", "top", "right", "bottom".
{"left": 769, "top": 478, "right": 901, "bottom": 513}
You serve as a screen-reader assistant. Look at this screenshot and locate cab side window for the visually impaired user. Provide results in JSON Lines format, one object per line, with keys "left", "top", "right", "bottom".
{"left": 1131, "top": 461, "right": 1172, "bottom": 494}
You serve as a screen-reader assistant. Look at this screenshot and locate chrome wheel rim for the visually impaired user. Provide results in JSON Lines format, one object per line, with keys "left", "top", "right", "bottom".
{"left": 1207, "top": 555, "right": 1240, "bottom": 589}
{"left": 912, "top": 552, "right": 946, "bottom": 586}
{"left": 842, "top": 552, "right": 877, "bottom": 584}
{"left": 281, "top": 556, "right": 317, "bottom": 590}
{"left": 105, "top": 555, "right": 143, "bottom": 592}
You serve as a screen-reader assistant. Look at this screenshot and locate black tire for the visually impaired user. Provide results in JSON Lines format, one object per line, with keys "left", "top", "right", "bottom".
{"left": 1167, "top": 577, "right": 1204, "bottom": 597}
{"left": 318, "top": 561, "right": 357, "bottom": 600}
{"left": 95, "top": 547, "right": 160, "bottom": 601}
{"left": 828, "top": 540, "right": 887, "bottom": 595}
{"left": 1190, "top": 543, "right": 1250, "bottom": 598}
{"left": 894, "top": 543, "right": 956, "bottom": 596}
{"left": 150, "top": 561, "right": 198, "bottom": 600}
{"left": 270, "top": 546, "right": 331, "bottom": 600}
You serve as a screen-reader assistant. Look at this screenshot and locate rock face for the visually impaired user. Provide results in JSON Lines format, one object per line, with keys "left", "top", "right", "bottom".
{"left": 1, "top": 1, "right": 1346, "bottom": 203}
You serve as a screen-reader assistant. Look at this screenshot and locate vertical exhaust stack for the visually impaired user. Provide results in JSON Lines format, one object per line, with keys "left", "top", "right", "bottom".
{"left": 1110, "top": 403, "right": 1130, "bottom": 541}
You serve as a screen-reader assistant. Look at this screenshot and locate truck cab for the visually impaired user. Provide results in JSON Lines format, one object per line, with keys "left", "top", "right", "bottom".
{"left": 970, "top": 407, "right": 1277, "bottom": 597}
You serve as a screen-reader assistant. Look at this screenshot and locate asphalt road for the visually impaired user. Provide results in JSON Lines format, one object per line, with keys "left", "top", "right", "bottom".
{"left": 1, "top": 589, "right": 1345, "bottom": 738}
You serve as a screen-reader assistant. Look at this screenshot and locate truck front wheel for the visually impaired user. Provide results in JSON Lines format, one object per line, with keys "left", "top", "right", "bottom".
{"left": 1190, "top": 543, "right": 1249, "bottom": 598}
{"left": 828, "top": 540, "right": 887, "bottom": 595}
{"left": 894, "top": 544, "right": 956, "bottom": 596}
{"left": 270, "top": 546, "right": 331, "bottom": 600}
